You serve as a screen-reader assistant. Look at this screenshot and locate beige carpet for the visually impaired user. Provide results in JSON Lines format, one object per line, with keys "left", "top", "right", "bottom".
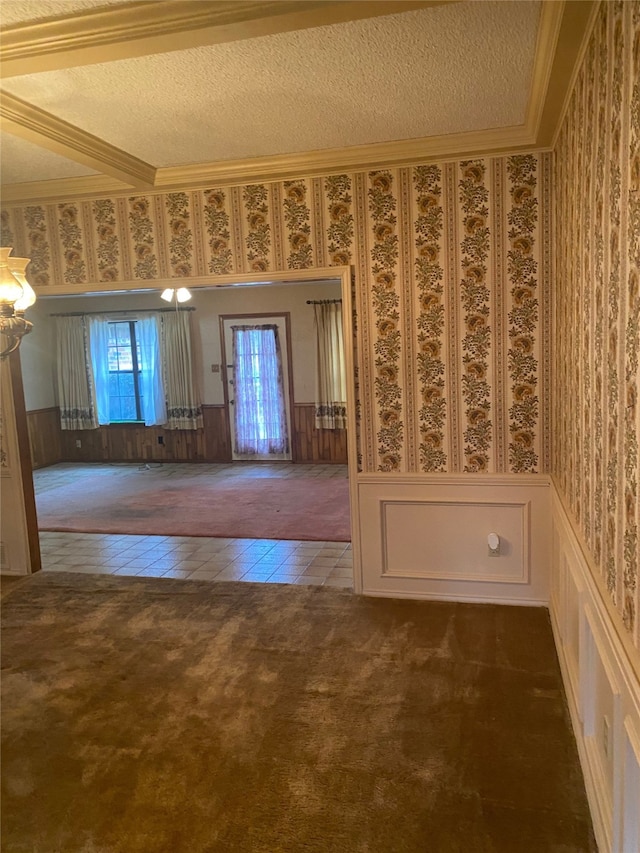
{"left": 1, "top": 572, "right": 595, "bottom": 852}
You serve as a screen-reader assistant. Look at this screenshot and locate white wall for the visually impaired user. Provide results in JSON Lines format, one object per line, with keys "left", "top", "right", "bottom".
{"left": 18, "top": 300, "right": 56, "bottom": 411}
{"left": 20, "top": 279, "right": 341, "bottom": 410}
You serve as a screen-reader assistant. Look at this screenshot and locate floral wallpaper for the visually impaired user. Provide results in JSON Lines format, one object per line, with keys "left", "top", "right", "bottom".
{"left": 1, "top": 153, "right": 550, "bottom": 478}
{"left": 554, "top": 0, "right": 639, "bottom": 647}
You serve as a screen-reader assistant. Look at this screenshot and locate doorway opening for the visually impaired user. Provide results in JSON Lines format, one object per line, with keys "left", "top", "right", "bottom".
{"left": 20, "top": 268, "right": 359, "bottom": 591}
{"left": 221, "top": 314, "right": 293, "bottom": 462}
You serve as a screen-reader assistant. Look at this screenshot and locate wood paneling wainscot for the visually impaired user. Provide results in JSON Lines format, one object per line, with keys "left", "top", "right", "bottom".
{"left": 203, "top": 405, "right": 231, "bottom": 462}
{"left": 27, "top": 404, "right": 345, "bottom": 465}
{"left": 292, "top": 404, "right": 348, "bottom": 464}
{"left": 55, "top": 405, "right": 231, "bottom": 464}
{"left": 26, "top": 407, "right": 62, "bottom": 469}
{"left": 60, "top": 423, "right": 207, "bottom": 463}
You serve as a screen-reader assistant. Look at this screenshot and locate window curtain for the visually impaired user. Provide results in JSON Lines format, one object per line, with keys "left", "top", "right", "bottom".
{"left": 232, "top": 325, "right": 289, "bottom": 455}
{"left": 88, "top": 316, "right": 110, "bottom": 425}
{"left": 160, "top": 311, "right": 202, "bottom": 430}
{"left": 137, "top": 315, "right": 167, "bottom": 426}
{"left": 313, "top": 302, "right": 347, "bottom": 430}
{"left": 55, "top": 316, "right": 98, "bottom": 430}
{"left": 89, "top": 315, "right": 166, "bottom": 426}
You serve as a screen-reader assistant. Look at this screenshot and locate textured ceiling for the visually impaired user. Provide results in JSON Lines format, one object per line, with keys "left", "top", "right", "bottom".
{"left": 0, "top": 0, "right": 551, "bottom": 190}
{"left": 0, "top": 132, "right": 98, "bottom": 183}
{"left": 3, "top": 1, "right": 540, "bottom": 171}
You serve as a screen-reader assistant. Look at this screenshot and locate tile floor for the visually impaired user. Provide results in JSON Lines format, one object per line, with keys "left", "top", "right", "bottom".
{"left": 35, "top": 462, "right": 352, "bottom": 589}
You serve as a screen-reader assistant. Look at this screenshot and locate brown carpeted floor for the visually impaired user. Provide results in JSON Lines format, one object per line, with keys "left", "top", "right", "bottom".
{"left": 36, "top": 469, "right": 351, "bottom": 541}
{"left": 1, "top": 572, "right": 595, "bottom": 852}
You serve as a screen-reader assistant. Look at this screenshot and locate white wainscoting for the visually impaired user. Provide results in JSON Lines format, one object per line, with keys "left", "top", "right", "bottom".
{"left": 354, "top": 474, "right": 550, "bottom": 605}
{"left": 550, "top": 483, "right": 640, "bottom": 853}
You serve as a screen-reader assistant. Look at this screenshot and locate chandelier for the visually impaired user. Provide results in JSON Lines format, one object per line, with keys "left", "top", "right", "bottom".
{"left": 0, "top": 248, "right": 37, "bottom": 358}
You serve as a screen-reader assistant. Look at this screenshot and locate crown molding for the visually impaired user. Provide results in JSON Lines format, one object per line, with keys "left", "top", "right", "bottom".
{"left": 524, "top": 0, "right": 565, "bottom": 138}
{"left": 155, "top": 125, "right": 537, "bottom": 190}
{"left": 0, "top": 0, "right": 446, "bottom": 78}
{"left": 0, "top": 174, "right": 133, "bottom": 204}
{"left": 548, "top": 0, "right": 600, "bottom": 149}
{"left": 0, "top": 124, "right": 539, "bottom": 204}
{"left": 0, "top": 92, "right": 156, "bottom": 189}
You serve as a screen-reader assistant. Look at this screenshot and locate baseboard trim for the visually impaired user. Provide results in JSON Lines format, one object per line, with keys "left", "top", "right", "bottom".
{"left": 364, "top": 588, "right": 548, "bottom": 607}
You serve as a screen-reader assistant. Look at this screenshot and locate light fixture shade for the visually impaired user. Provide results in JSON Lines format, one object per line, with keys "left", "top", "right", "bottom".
{"left": 0, "top": 263, "right": 23, "bottom": 305}
{"left": 8, "top": 257, "right": 36, "bottom": 312}
{"left": 160, "top": 287, "right": 192, "bottom": 303}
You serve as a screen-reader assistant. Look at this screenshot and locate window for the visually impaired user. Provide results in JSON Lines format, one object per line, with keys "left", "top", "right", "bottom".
{"left": 90, "top": 314, "right": 166, "bottom": 427}
{"left": 107, "top": 321, "right": 143, "bottom": 421}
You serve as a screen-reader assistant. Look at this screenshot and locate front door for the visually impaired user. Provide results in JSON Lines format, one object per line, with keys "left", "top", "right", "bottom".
{"left": 222, "top": 315, "right": 293, "bottom": 461}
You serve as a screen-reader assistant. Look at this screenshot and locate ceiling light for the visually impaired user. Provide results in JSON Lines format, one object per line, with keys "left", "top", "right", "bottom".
{"left": 160, "top": 287, "right": 192, "bottom": 304}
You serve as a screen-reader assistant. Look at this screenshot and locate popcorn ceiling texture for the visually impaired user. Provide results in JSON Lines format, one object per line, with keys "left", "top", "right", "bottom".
{"left": 553, "top": 0, "right": 640, "bottom": 648}
{"left": 1, "top": 2, "right": 540, "bottom": 167}
{"left": 0, "top": 133, "right": 97, "bottom": 185}
{"left": 1, "top": 150, "right": 551, "bottom": 479}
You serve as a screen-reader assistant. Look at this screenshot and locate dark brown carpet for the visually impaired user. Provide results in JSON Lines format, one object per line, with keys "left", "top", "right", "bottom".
{"left": 36, "top": 473, "right": 351, "bottom": 541}
{"left": 1, "top": 572, "right": 595, "bottom": 853}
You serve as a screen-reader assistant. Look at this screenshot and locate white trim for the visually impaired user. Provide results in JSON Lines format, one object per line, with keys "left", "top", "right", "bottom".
{"left": 550, "top": 481, "right": 640, "bottom": 853}
{"left": 0, "top": 0, "right": 440, "bottom": 78}
{"left": 551, "top": 0, "right": 601, "bottom": 150}
{"left": 1, "top": 92, "right": 156, "bottom": 188}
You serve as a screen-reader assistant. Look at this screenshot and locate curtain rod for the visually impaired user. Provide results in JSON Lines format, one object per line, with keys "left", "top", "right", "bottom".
{"left": 49, "top": 307, "right": 196, "bottom": 317}
{"left": 306, "top": 299, "right": 342, "bottom": 304}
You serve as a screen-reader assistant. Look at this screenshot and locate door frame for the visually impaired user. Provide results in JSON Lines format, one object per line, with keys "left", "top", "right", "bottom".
{"left": 30, "top": 265, "right": 361, "bottom": 592}
{"left": 219, "top": 312, "right": 296, "bottom": 462}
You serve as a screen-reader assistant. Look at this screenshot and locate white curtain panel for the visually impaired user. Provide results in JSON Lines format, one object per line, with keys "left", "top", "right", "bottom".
{"left": 137, "top": 315, "right": 167, "bottom": 426}
{"left": 55, "top": 316, "right": 98, "bottom": 430}
{"left": 231, "top": 325, "right": 289, "bottom": 455}
{"left": 161, "top": 311, "right": 203, "bottom": 430}
{"left": 88, "top": 317, "right": 111, "bottom": 425}
{"left": 313, "top": 302, "right": 347, "bottom": 430}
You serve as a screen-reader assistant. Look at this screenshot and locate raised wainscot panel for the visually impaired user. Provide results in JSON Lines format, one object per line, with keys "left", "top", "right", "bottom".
{"left": 355, "top": 475, "right": 550, "bottom": 605}
{"left": 381, "top": 499, "right": 529, "bottom": 583}
{"left": 550, "top": 484, "right": 640, "bottom": 853}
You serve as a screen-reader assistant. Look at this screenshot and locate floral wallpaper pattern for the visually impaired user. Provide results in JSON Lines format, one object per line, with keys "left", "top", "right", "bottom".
{"left": 368, "top": 171, "right": 403, "bottom": 472}
{"left": 1, "top": 153, "right": 550, "bottom": 479}
{"left": 128, "top": 197, "right": 157, "bottom": 279}
{"left": 283, "top": 181, "right": 312, "bottom": 269}
{"left": 507, "top": 155, "right": 539, "bottom": 474}
{"left": 93, "top": 199, "right": 119, "bottom": 282}
{"left": 243, "top": 184, "right": 270, "bottom": 273}
{"left": 325, "top": 175, "right": 353, "bottom": 265}
{"left": 459, "top": 161, "right": 492, "bottom": 472}
{"left": 203, "top": 189, "right": 233, "bottom": 275}
{"left": 166, "top": 193, "right": 193, "bottom": 278}
{"left": 414, "top": 165, "right": 446, "bottom": 472}
{"left": 554, "top": 0, "right": 639, "bottom": 647}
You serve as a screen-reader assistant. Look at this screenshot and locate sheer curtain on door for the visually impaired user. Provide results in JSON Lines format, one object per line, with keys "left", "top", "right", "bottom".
{"left": 231, "top": 324, "right": 289, "bottom": 455}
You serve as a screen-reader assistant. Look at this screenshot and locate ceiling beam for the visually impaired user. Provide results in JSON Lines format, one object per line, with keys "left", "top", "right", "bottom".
{"left": 0, "top": 92, "right": 156, "bottom": 188}
{"left": 0, "top": 0, "right": 451, "bottom": 78}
